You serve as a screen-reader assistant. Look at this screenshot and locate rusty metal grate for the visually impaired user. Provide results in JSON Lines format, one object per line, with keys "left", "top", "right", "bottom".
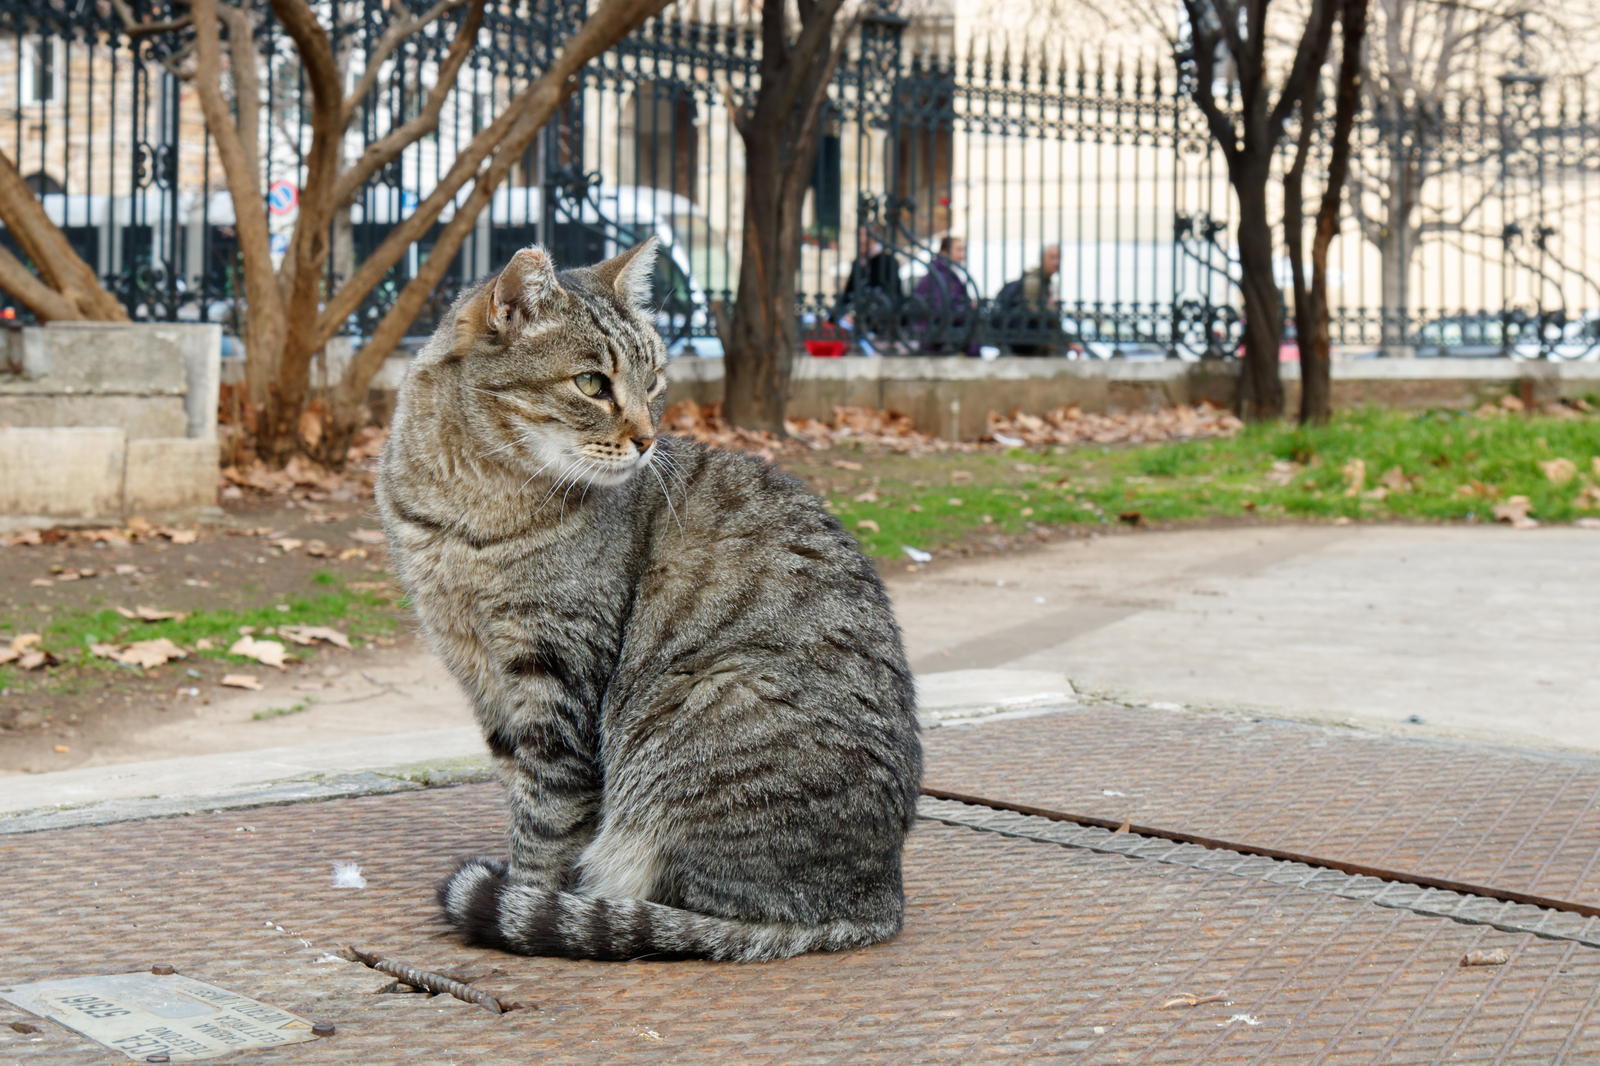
{"left": 4, "top": 781, "right": 1600, "bottom": 1063}
{"left": 925, "top": 706, "right": 1600, "bottom": 905}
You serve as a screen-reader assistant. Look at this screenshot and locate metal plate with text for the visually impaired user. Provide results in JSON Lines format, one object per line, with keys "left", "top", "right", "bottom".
{"left": 0, "top": 971, "right": 317, "bottom": 1061}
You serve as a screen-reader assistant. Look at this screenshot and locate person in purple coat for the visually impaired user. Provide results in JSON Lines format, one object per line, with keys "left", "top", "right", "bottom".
{"left": 914, "top": 236, "right": 979, "bottom": 355}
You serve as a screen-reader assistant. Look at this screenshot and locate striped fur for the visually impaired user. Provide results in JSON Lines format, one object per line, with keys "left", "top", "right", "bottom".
{"left": 377, "top": 242, "right": 921, "bottom": 962}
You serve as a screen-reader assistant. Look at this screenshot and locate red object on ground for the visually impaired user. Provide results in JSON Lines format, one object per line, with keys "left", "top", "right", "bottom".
{"left": 805, "top": 340, "right": 847, "bottom": 357}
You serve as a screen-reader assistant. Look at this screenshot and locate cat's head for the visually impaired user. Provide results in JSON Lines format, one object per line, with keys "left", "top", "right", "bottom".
{"left": 429, "top": 239, "right": 668, "bottom": 489}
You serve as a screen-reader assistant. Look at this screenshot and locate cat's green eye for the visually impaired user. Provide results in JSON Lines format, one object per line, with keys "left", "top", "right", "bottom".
{"left": 575, "top": 372, "right": 608, "bottom": 398}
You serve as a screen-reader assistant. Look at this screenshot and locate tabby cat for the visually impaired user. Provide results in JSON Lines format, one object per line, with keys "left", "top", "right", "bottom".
{"left": 376, "top": 241, "right": 922, "bottom": 962}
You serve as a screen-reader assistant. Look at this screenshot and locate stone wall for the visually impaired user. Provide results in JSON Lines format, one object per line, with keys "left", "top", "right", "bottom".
{"left": 0, "top": 323, "right": 221, "bottom": 530}
{"left": 663, "top": 356, "right": 1600, "bottom": 438}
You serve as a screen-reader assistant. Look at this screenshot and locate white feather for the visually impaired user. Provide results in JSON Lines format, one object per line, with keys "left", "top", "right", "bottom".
{"left": 331, "top": 862, "right": 367, "bottom": 889}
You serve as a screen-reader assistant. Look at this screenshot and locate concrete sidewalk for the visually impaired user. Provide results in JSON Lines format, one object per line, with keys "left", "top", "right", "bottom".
{"left": 887, "top": 523, "right": 1600, "bottom": 756}
{"left": 0, "top": 668, "right": 1075, "bottom": 831}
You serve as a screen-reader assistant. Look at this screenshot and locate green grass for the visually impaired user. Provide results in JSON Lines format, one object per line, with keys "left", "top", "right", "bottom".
{"left": 0, "top": 570, "right": 398, "bottom": 690}
{"left": 253, "top": 698, "right": 312, "bottom": 721}
{"left": 827, "top": 408, "right": 1600, "bottom": 560}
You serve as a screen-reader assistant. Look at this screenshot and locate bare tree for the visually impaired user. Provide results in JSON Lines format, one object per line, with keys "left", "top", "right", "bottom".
{"left": 1178, "top": 0, "right": 1339, "bottom": 420}
{"left": 721, "top": 0, "right": 858, "bottom": 434}
{"left": 1284, "top": 0, "right": 1368, "bottom": 423}
{"left": 89, "top": 0, "right": 672, "bottom": 469}
{"left": 1341, "top": 0, "right": 1593, "bottom": 353}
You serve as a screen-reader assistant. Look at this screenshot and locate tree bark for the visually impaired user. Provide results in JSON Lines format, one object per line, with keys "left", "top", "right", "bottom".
{"left": 1300, "top": 0, "right": 1369, "bottom": 423}
{"left": 1234, "top": 179, "right": 1285, "bottom": 420}
{"left": 1284, "top": 73, "right": 1318, "bottom": 421}
{"left": 0, "top": 149, "right": 128, "bottom": 321}
{"left": 723, "top": 0, "right": 851, "bottom": 435}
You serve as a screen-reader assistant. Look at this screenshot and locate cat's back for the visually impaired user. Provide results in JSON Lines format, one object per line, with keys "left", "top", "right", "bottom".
{"left": 620, "top": 437, "right": 917, "bottom": 744}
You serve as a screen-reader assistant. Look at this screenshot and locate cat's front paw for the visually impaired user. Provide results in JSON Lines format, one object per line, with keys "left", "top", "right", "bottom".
{"left": 436, "top": 857, "right": 510, "bottom": 945}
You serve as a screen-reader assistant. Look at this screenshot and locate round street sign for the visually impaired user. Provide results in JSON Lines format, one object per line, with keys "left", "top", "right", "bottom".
{"left": 267, "top": 181, "right": 299, "bottom": 216}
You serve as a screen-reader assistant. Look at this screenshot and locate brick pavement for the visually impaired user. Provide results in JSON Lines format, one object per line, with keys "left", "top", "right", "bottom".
{"left": 6, "top": 773, "right": 1600, "bottom": 1064}
{"left": 923, "top": 706, "right": 1600, "bottom": 902}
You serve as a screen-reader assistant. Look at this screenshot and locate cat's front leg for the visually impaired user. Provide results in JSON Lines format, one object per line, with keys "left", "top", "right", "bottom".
{"left": 486, "top": 717, "right": 602, "bottom": 890}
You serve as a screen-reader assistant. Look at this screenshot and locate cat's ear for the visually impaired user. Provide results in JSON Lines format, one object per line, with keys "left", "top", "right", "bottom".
{"left": 489, "top": 246, "right": 562, "bottom": 331}
{"left": 593, "top": 238, "right": 658, "bottom": 310}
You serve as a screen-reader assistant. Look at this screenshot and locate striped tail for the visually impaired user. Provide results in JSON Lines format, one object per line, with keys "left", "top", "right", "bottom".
{"left": 437, "top": 858, "right": 900, "bottom": 962}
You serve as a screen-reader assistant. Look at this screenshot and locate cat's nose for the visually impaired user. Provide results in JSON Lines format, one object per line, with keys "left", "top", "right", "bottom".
{"left": 633, "top": 435, "right": 655, "bottom": 453}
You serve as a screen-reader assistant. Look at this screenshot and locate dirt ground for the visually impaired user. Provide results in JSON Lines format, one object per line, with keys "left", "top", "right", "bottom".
{"left": 0, "top": 438, "right": 1264, "bottom": 777}
{"left": 0, "top": 494, "right": 433, "bottom": 774}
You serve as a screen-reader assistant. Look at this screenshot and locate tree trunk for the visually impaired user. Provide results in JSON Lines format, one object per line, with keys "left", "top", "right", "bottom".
{"left": 721, "top": 0, "right": 848, "bottom": 436}
{"left": 1234, "top": 180, "right": 1285, "bottom": 421}
{"left": 724, "top": 123, "right": 806, "bottom": 435}
{"left": 1301, "top": 0, "right": 1369, "bottom": 424}
{"left": 1377, "top": 155, "right": 1416, "bottom": 357}
{"left": 1284, "top": 77, "right": 1317, "bottom": 426}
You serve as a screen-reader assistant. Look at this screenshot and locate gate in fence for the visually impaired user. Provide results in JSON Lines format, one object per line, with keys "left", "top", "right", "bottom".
{"left": 2, "top": 0, "right": 1598, "bottom": 360}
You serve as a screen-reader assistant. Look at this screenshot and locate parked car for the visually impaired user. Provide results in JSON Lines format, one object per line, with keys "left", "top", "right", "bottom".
{"left": 1411, "top": 310, "right": 1600, "bottom": 360}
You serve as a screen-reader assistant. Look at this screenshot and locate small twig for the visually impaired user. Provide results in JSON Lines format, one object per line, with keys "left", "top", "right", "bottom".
{"left": 1161, "top": 992, "right": 1230, "bottom": 1009}
{"left": 347, "top": 946, "right": 509, "bottom": 1014}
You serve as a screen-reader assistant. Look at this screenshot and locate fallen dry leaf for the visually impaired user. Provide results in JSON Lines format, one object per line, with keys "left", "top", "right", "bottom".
{"left": 158, "top": 528, "right": 199, "bottom": 545}
{"left": 347, "top": 529, "right": 387, "bottom": 545}
{"left": 1492, "top": 496, "right": 1537, "bottom": 527}
{"left": 1379, "top": 466, "right": 1414, "bottom": 493}
{"left": 304, "top": 540, "right": 333, "bottom": 557}
{"left": 831, "top": 460, "right": 864, "bottom": 471}
{"left": 986, "top": 402, "right": 1244, "bottom": 449}
{"left": 1342, "top": 458, "right": 1366, "bottom": 497}
{"left": 277, "top": 625, "right": 352, "bottom": 650}
{"left": 117, "top": 606, "right": 187, "bottom": 622}
{"left": 1114, "top": 818, "right": 1132, "bottom": 834}
{"left": 229, "top": 635, "right": 288, "bottom": 669}
{"left": 88, "top": 643, "right": 120, "bottom": 659}
{"left": 7, "top": 529, "right": 43, "bottom": 546}
{"left": 855, "top": 519, "right": 881, "bottom": 534}
{"left": 266, "top": 537, "right": 304, "bottom": 553}
{"left": 113, "top": 564, "right": 141, "bottom": 576}
{"left": 10, "top": 634, "right": 41, "bottom": 653}
{"left": 115, "top": 638, "right": 188, "bottom": 669}
{"left": 18, "top": 650, "right": 53, "bottom": 670}
{"left": 221, "top": 674, "right": 264, "bottom": 691}
{"left": 30, "top": 578, "right": 53, "bottom": 587}
{"left": 1462, "top": 948, "right": 1509, "bottom": 966}
{"left": 853, "top": 490, "right": 879, "bottom": 503}
{"left": 53, "top": 745, "right": 69, "bottom": 754}
{"left": 337, "top": 547, "right": 368, "bottom": 561}
{"left": 1539, "top": 458, "right": 1578, "bottom": 485}
{"left": 0, "top": 649, "right": 15, "bottom": 665}
{"left": 195, "top": 638, "right": 215, "bottom": 651}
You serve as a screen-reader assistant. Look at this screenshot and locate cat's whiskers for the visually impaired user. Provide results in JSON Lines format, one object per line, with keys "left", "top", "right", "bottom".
{"left": 648, "top": 461, "right": 686, "bottom": 541}
{"left": 558, "top": 456, "right": 600, "bottom": 519}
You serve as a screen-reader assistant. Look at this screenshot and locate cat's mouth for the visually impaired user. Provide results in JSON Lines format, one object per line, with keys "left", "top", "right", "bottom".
{"left": 566, "top": 440, "right": 654, "bottom": 487}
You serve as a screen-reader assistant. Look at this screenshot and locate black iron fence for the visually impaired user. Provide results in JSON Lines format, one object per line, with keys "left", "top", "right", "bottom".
{"left": 3, "top": 1, "right": 1599, "bottom": 360}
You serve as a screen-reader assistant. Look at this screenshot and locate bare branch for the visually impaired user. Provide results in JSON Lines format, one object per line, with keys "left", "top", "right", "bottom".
{"left": 0, "top": 148, "right": 127, "bottom": 319}
{"left": 0, "top": 242, "right": 79, "bottom": 322}
{"left": 343, "top": 0, "right": 471, "bottom": 124}
{"left": 1266, "top": 0, "right": 1338, "bottom": 143}
{"left": 720, "top": 79, "right": 751, "bottom": 135}
{"left": 108, "top": 0, "right": 193, "bottom": 37}
{"left": 314, "top": 0, "right": 673, "bottom": 349}
{"left": 332, "top": 0, "right": 487, "bottom": 207}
